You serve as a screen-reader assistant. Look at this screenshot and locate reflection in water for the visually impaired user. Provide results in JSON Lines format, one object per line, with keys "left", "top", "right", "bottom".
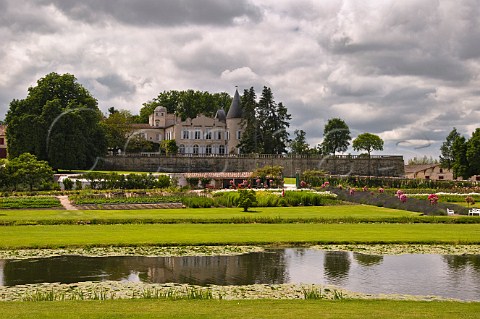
{"left": 323, "top": 251, "right": 350, "bottom": 285}
{"left": 1, "top": 250, "right": 480, "bottom": 300}
{"left": 2, "top": 252, "right": 288, "bottom": 287}
{"left": 353, "top": 253, "right": 383, "bottom": 266}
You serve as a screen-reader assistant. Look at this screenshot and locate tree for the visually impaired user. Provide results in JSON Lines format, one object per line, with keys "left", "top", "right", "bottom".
{"left": 352, "top": 133, "right": 384, "bottom": 156}
{"left": 138, "top": 90, "right": 232, "bottom": 123}
{"left": 5, "top": 153, "right": 53, "bottom": 190}
{"left": 466, "top": 128, "right": 480, "bottom": 176}
{"left": 290, "top": 129, "right": 310, "bottom": 154}
{"left": 257, "top": 87, "right": 291, "bottom": 154}
{"left": 452, "top": 135, "right": 469, "bottom": 179}
{"left": 407, "top": 156, "right": 439, "bottom": 165}
{"left": 160, "top": 139, "right": 178, "bottom": 155}
{"left": 440, "top": 128, "right": 461, "bottom": 169}
{"left": 237, "top": 189, "right": 257, "bottom": 212}
{"left": 5, "top": 73, "right": 106, "bottom": 169}
{"left": 321, "top": 118, "right": 351, "bottom": 155}
{"left": 102, "top": 110, "right": 135, "bottom": 152}
{"left": 238, "top": 87, "right": 261, "bottom": 153}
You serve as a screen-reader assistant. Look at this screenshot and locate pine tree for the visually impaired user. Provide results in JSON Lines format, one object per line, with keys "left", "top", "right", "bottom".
{"left": 257, "top": 87, "right": 291, "bottom": 154}
{"left": 238, "top": 87, "right": 261, "bottom": 153}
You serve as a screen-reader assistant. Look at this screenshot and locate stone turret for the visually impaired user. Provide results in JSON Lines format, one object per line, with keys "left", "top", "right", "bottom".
{"left": 226, "top": 89, "right": 243, "bottom": 154}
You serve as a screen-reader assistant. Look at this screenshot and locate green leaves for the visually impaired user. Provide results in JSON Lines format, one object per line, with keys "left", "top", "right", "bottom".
{"left": 321, "top": 118, "right": 351, "bottom": 155}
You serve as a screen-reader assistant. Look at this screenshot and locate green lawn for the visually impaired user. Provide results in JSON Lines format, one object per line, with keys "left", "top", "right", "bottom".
{"left": 0, "top": 206, "right": 423, "bottom": 225}
{"left": 1, "top": 299, "right": 478, "bottom": 319}
{"left": 1, "top": 223, "right": 479, "bottom": 249}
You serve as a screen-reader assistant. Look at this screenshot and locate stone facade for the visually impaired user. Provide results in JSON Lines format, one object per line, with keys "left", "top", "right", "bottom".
{"left": 131, "top": 89, "right": 243, "bottom": 155}
{"left": 100, "top": 154, "right": 405, "bottom": 177}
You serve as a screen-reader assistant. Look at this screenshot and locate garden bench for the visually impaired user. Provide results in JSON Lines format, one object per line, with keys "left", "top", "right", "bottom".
{"left": 446, "top": 208, "right": 455, "bottom": 216}
{"left": 468, "top": 208, "right": 480, "bottom": 216}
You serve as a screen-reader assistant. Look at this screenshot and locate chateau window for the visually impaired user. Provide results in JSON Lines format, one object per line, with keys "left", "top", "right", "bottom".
{"left": 0, "top": 138, "right": 4, "bottom": 145}
{"left": 225, "top": 131, "right": 230, "bottom": 140}
{"left": 439, "top": 168, "right": 443, "bottom": 173}
{"left": 219, "top": 145, "right": 225, "bottom": 155}
{"left": 179, "top": 144, "right": 185, "bottom": 154}
{"left": 205, "top": 129, "right": 212, "bottom": 140}
{"left": 439, "top": 176, "right": 444, "bottom": 180}
{"left": 194, "top": 130, "right": 201, "bottom": 140}
{"left": 236, "top": 131, "right": 242, "bottom": 139}
{"left": 155, "top": 120, "right": 160, "bottom": 127}
{"left": 206, "top": 145, "right": 212, "bottom": 154}
{"left": 193, "top": 144, "right": 199, "bottom": 154}
{"left": 156, "top": 134, "right": 162, "bottom": 141}
{"left": 216, "top": 131, "right": 222, "bottom": 140}
{"left": 182, "top": 129, "right": 189, "bottom": 139}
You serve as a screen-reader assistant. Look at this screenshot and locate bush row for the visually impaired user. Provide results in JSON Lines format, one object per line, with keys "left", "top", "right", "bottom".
{"left": 0, "top": 196, "right": 62, "bottom": 209}
{"left": 212, "top": 191, "right": 339, "bottom": 208}
{"left": 67, "top": 172, "right": 171, "bottom": 190}
{"left": 303, "top": 175, "right": 478, "bottom": 190}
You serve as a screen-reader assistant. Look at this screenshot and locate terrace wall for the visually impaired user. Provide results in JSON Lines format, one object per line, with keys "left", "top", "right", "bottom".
{"left": 99, "top": 154, "right": 405, "bottom": 177}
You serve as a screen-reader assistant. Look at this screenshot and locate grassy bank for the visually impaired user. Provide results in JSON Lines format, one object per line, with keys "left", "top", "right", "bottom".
{"left": 0, "top": 223, "right": 479, "bottom": 249}
{"left": 0, "top": 205, "right": 427, "bottom": 225}
{"left": 1, "top": 299, "right": 479, "bottom": 319}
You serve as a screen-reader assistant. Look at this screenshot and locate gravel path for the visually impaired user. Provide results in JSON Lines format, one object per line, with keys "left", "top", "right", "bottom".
{"left": 56, "top": 195, "right": 77, "bottom": 210}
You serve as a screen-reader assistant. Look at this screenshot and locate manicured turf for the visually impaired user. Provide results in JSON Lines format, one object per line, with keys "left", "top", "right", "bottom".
{"left": 1, "top": 299, "right": 479, "bottom": 319}
{"left": 0, "top": 223, "right": 479, "bottom": 249}
{"left": 0, "top": 206, "right": 422, "bottom": 224}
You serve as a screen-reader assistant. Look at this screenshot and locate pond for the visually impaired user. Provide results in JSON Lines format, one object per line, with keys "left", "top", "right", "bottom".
{"left": 1, "top": 249, "right": 479, "bottom": 301}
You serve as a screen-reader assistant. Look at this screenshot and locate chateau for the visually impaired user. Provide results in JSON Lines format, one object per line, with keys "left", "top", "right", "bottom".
{"left": 136, "top": 89, "right": 244, "bottom": 155}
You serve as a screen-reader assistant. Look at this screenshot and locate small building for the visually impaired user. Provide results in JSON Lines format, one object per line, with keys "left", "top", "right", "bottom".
{"left": 0, "top": 125, "right": 7, "bottom": 159}
{"left": 404, "top": 164, "right": 454, "bottom": 181}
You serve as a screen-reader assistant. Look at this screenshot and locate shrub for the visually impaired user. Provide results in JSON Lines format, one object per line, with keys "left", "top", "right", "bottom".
{"left": 181, "top": 196, "right": 214, "bottom": 208}
{"left": 63, "top": 178, "right": 74, "bottom": 191}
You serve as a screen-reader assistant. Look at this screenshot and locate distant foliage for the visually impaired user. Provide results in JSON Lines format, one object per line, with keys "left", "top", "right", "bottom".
{"left": 80, "top": 172, "right": 170, "bottom": 190}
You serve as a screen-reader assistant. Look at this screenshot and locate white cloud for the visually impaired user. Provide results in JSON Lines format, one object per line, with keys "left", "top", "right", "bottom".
{"left": 1, "top": 0, "right": 480, "bottom": 160}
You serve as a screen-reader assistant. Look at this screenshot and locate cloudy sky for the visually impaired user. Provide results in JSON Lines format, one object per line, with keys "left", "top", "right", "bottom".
{"left": 1, "top": 0, "right": 480, "bottom": 160}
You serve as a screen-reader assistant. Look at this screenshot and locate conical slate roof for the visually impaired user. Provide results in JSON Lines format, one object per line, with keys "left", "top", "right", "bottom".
{"left": 226, "top": 89, "right": 242, "bottom": 119}
{"left": 215, "top": 108, "right": 226, "bottom": 122}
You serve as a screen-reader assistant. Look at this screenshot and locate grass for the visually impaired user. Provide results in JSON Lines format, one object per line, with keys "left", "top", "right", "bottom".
{"left": 0, "top": 223, "right": 479, "bottom": 249}
{"left": 0, "top": 205, "right": 422, "bottom": 224}
{"left": 0, "top": 299, "right": 479, "bottom": 319}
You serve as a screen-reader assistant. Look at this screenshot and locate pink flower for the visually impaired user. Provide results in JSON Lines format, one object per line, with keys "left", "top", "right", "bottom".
{"left": 379, "top": 188, "right": 384, "bottom": 193}
{"left": 300, "top": 180, "right": 307, "bottom": 188}
{"left": 396, "top": 190, "right": 404, "bottom": 198}
{"left": 399, "top": 194, "right": 407, "bottom": 203}
{"left": 363, "top": 186, "right": 368, "bottom": 192}
{"left": 349, "top": 188, "right": 356, "bottom": 196}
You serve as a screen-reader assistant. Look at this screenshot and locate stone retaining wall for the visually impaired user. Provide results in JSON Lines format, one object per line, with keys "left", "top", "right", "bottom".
{"left": 99, "top": 154, "right": 405, "bottom": 177}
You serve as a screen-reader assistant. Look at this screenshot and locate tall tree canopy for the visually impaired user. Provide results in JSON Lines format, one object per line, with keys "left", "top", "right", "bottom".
{"left": 5, "top": 72, "right": 106, "bottom": 169}
{"left": 440, "top": 128, "right": 460, "bottom": 170}
{"left": 466, "top": 128, "right": 480, "bottom": 176}
{"left": 138, "top": 90, "right": 232, "bottom": 122}
{"left": 321, "top": 118, "right": 351, "bottom": 155}
{"left": 238, "top": 87, "right": 261, "bottom": 154}
{"left": 352, "top": 132, "right": 384, "bottom": 156}
{"left": 256, "top": 87, "right": 291, "bottom": 154}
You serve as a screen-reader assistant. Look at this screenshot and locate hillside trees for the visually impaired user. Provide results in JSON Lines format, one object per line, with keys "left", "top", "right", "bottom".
{"left": 5, "top": 73, "right": 106, "bottom": 169}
